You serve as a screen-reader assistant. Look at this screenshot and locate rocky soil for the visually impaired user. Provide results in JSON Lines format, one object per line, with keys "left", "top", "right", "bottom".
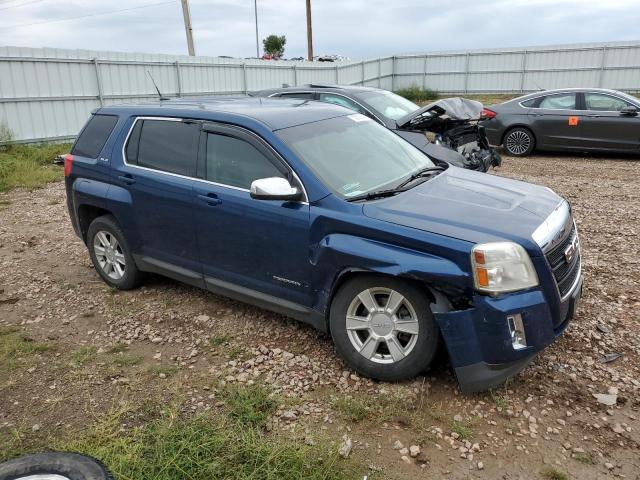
{"left": 0, "top": 152, "right": 638, "bottom": 479}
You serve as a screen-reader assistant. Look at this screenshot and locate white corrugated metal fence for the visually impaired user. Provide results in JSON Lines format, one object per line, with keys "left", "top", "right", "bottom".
{"left": 1, "top": 41, "right": 640, "bottom": 143}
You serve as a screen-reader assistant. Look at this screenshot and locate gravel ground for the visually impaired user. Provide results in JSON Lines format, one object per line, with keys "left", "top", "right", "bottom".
{"left": 0, "top": 152, "right": 638, "bottom": 479}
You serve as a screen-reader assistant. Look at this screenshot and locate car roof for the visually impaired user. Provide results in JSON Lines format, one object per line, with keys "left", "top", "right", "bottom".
{"left": 96, "top": 96, "right": 352, "bottom": 130}
{"left": 253, "top": 84, "right": 384, "bottom": 96}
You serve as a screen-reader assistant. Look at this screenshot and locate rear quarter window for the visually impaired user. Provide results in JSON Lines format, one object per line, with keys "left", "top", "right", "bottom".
{"left": 72, "top": 114, "right": 118, "bottom": 158}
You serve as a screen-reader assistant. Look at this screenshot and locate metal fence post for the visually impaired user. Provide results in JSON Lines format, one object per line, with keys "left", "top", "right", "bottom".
{"left": 293, "top": 64, "right": 298, "bottom": 86}
{"left": 422, "top": 54, "right": 428, "bottom": 90}
{"left": 335, "top": 64, "right": 339, "bottom": 83}
{"left": 242, "top": 63, "right": 248, "bottom": 93}
{"left": 92, "top": 58, "right": 104, "bottom": 106}
{"left": 599, "top": 46, "right": 607, "bottom": 87}
{"left": 377, "top": 58, "right": 382, "bottom": 87}
{"left": 463, "top": 52, "right": 470, "bottom": 94}
{"left": 175, "top": 61, "right": 182, "bottom": 97}
{"left": 391, "top": 55, "right": 396, "bottom": 91}
{"left": 361, "top": 61, "right": 365, "bottom": 85}
{"left": 519, "top": 50, "right": 527, "bottom": 92}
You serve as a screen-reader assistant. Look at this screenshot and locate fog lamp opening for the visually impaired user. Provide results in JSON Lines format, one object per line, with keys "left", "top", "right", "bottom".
{"left": 507, "top": 314, "right": 527, "bottom": 350}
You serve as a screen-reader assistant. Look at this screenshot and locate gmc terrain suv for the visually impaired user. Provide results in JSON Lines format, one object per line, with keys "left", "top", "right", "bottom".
{"left": 64, "top": 97, "right": 582, "bottom": 392}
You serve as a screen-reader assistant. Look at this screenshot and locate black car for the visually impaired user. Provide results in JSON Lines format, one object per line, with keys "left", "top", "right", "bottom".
{"left": 482, "top": 88, "right": 640, "bottom": 156}
{"left": 252, "top": 84, "right": 500, "bottom": 172}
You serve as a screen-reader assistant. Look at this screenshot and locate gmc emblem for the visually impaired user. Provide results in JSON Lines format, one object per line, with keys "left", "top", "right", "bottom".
{"left": 564, "top": 236, "right": 579, "bottom": 264}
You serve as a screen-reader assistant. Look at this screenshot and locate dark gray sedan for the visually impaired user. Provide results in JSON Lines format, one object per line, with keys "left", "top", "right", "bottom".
{"left": 482, "top": 88, "right": 640, "bottom": 156}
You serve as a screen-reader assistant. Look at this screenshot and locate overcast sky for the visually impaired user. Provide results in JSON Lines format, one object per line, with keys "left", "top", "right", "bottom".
{"left": 0, "top": 0, "right": 639, "bottom": 58}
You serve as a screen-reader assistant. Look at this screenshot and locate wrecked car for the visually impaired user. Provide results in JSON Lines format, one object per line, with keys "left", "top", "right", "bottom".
{"left": 252, "top": 85, "right": 501, "bottom": 172}
{"left": 64, "top": 97, "right": 581, "bottom": 392}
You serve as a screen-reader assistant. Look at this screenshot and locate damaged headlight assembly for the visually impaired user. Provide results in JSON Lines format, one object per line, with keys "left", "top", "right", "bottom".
{"left": 471, "top": 242, "right": 539, "bottom": 294}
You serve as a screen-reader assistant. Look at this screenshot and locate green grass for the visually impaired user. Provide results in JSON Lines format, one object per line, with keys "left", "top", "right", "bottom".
{"left": 451, "top": 421, "right": 474, "bottom": 440}
{"left": 223, "top": 384, "right": 278, "bottom": 429}
{"left": 542, "top": 467, "right": 569, "bottom": 480}
{"left": 0, "top": 143, "right": 71, "bottom": 192}
{"left": 69, "top": 346, "right": 97, "bottom": 367}
{"left": 334, "top": 397, "right": 369, "bottom": 423}
{"left": 1, "top": 400, "right": 358, "bottom": 480}
{"left": 210, "top": 335, "right": 231, "bottom": 346}
{"left": 106, "top": 343, "right": 129, "bottom": 354}
{"left": 145, "top": 365, "right": 179, "bottom": 377}
{"left": 112, "top": 354, "right": 144, "bottom": 367}
{"left": 574, "top": 452, "right": 596, "bottom": 465}
{"left": 0, "top": 326, "right": 50, "bottom": 371}
{"left": 395, "top": 85, "right": 439, "bottom": 103}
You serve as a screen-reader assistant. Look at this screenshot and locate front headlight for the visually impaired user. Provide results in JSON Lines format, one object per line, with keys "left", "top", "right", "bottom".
{"left": 471, "top": 242, "right": 539, "bottom": 294}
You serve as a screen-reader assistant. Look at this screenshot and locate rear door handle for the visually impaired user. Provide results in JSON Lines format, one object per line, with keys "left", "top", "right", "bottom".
{"left": 198, "top": 193, "right": 222, "bottom": 206}
{"left": 118, "top": 174, "right": 136, "bottom": 185}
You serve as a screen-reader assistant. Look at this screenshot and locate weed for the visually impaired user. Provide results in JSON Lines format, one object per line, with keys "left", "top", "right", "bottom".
{"left": 574, "top": 452, "right": 596, "bottom": 465}
{"left": 223, "top": 384, "right": 277, "bottom": 428}
{"left": 106, "top": 343, "right": 128, "bottom": 354}
{"left": 451, "top": 421, "right": 473, "bottom": 440}
{"left": 146, "top": 365, "right": 178, "bottom": 377}
{"left": 0, "top": 328, "right": 50, "bottom": 371}
{"left": 210, "top": 335, "right": 231, "bottom": 346}
{"left": 334, "top": 397, "right": 369, "bottom": 423}
{"left": 395, "top": 85, "right": 438, "bottom": 103}
{"left": 112, "top": 354, "right": 143, "bottom": 367}
{"left": 69, "top": 346, "right": 97, "bottom": 367}
{"left": 542, "top": 467, "right": 568, "bottom": 480}
{"left": 0, "top": 143, "right": 71, "bottom": 192}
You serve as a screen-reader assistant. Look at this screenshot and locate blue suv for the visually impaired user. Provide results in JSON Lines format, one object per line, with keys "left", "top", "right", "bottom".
{"left": 64, "top": 97, "right": 582, "bottom": 392}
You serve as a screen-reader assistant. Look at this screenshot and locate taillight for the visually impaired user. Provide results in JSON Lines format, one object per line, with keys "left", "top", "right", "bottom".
{"left": 63, "top": 154, "right": 74, "bottom": 177}
{"left": 481, "top": 108, "right": 497, "bottom": 119}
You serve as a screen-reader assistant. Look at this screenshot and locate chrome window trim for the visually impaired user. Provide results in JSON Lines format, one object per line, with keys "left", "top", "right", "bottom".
{"left": 268, "top": 91, "right": 385, "bottom": 125}
{"left": 120, "top": 116, "right": 309, "bottom": 204}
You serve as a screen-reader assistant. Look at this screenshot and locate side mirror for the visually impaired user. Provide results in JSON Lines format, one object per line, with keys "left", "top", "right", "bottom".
{"left": 620, "top": 105, "right": 638, "bottom": 116}
{"left": 250, "top": 177, "right": 301, "bottom": 201}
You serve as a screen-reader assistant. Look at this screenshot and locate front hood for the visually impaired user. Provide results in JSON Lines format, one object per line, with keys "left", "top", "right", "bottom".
{"left": 396, "top": 97, "right": 484, "bottom": 129}
{"left": 363, "top": 167, "right": 563, "bottom": 254}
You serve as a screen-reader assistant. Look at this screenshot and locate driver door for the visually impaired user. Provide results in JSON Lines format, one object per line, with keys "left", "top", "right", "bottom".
{"left": 579, "top": 92, "right": 640, "bottom": 152}
{"left": 193, "top": 124, "right": 312, "bottom": 307}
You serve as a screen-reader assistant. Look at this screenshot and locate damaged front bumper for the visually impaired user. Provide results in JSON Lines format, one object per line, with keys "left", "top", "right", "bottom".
{"left": 434, "top": 275, "right": 582, "bottom": 393}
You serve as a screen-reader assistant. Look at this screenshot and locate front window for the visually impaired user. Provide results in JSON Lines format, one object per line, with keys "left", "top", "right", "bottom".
{"left": 354, "top": 90, "right": 420, "bottom": 120}
{"left": 584, "top": 93, "right": 633, "bottom": 111}
{"left": 277, "top": 114, "right": 435, "bottom": 198}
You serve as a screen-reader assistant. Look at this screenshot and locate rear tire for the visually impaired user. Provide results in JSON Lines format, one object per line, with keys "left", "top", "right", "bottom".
{"left": 0, "top": 452, "right": 113, "bottom": 480}
{"left": 87, "top": 215, "right": 143, "bottom": 290}
{"left": 503, "top": 127, "right": 535, "bottom": 156}
{"left": 329, "top": 275, "right": 439, "bottom": 381}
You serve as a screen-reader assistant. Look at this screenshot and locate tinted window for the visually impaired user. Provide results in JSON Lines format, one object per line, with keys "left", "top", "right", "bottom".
{"left": 206, "top": 133, "right": 284, "bottom": 189}
{"left": 319, "top": 93, "right": 366, "bottom": 114}
{"left": 72, "top": 114, "right": 118, "bottom": 158}
{"left": 128, "top": 119, "right": 199, "bottom": 176}
{"left": 521, "top": 98, "right": 538, "bottom": 107}
{"left": 538, "top": 93, "right": 576, "bottom": 110}
{"left": 354, "top": 90, "right": 419, "bottom": 120}
{"left": 584, "top": 93, "right": 632, "bottom": 111}
{"left": 279, "top": 92, "right": 314, "bottom": 100}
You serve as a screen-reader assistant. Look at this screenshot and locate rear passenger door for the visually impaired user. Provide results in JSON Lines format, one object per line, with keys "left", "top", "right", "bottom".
{"left": 528, "top": 93, "right": 584, "bottom": 149}
{"left": 110, "top": 117, "right": 202, "bottom": 279}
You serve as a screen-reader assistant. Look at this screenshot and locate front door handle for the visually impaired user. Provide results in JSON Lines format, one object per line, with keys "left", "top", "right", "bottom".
{"left": 198, "top": 193, "right": 222, "bottom": 206}
{"left": 118, "top": 174, "right": 136, "bottom": 185}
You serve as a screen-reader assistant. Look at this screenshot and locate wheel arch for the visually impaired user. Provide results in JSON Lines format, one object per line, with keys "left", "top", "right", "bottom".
{"left": 77, "top": 204, "right": 114, "bottom": 243}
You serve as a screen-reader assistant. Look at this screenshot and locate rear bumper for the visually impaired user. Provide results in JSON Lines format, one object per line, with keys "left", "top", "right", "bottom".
{"left": 434, "top": 275, "right": 582, "bottom": 393}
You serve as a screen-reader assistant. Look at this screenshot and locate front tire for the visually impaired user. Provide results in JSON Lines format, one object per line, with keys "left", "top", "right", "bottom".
{"left": 503, "top": 127, "right": 535, "bottom": 156}
{"left": 0, "top": 452, "right": 113, "bottom": 480}
{"left": 329, "top": 275, "right": 439, "bottom": 381}
{"left": 87, "top": 215, "right": 143, "bottom": 290}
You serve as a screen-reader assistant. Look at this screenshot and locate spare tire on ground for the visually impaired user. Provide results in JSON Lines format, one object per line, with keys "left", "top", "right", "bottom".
{"left": 0, "top": 452, "right": 112, "bottom": 480}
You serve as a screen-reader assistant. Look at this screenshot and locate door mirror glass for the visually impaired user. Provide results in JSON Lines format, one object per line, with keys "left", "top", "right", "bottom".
{"left": 620, "top": 105, "right": 638, "bottom": 116}
{"left": 250, "top": 177, "right": 301, "bottom": 201}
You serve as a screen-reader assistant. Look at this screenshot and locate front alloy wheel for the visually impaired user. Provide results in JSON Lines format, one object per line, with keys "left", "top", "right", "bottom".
{"left": 330, "top": 275, "right": 439, "bottom": 381}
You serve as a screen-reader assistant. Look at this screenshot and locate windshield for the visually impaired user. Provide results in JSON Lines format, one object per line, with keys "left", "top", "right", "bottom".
{"left": 355, "top": 90, "right": 420, "bottom": 120}
{"left": 277, "top": 114, "right": 435, "bottom": 198}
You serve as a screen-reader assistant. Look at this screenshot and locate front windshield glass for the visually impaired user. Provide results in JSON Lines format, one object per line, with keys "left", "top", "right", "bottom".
{"left": 277, "top": 114, "right": 435, "bottom": 198}
{"left": 355, "top": 90, "right": 420, "bottom": 120}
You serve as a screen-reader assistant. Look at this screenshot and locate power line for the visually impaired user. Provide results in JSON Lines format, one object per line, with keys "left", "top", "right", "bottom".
{"left": 0, "top": 0, "right": 178, "bottom": 30}
{"left": 0, "top": 0, "right": 47, "bottom": 12}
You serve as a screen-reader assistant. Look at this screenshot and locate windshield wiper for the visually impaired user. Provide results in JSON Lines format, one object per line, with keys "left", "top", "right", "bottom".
{"left": 346, "top": 166, "right": 445, "bottom": 203}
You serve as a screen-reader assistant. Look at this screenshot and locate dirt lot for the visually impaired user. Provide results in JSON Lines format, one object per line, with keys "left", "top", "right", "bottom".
{"left": 1, "top": 152, "right": 639, "bottom": 479}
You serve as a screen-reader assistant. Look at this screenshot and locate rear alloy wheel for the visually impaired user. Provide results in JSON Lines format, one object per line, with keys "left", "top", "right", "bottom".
{"left": 504, "top": 127, "right": 535, "bottom": 156}
{"left": 330, "top": 275, "right": 438, "bottom": 381}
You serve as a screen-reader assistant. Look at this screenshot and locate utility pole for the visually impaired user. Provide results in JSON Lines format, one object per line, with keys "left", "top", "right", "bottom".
{"left": 306, "top": 0, "right": 313, "bottom": 61}
{"left": 254, "top": 0, "right": 260, "bottom": 58}
{"left": 181, "top": 0, "right": 196, "bottom": 56}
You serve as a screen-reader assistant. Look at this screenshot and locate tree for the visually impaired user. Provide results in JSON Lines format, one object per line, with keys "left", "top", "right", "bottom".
{"left": 262, "top": 35, "right": 286, "bottom": 59}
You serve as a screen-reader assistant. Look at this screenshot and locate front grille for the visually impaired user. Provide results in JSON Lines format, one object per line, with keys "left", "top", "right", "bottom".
{"left": 545, "top": 222, "right": 581, "bottom": 298}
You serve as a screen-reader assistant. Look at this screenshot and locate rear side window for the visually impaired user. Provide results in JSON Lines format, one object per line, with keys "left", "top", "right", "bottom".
{"left": 538, "top": 93, "right": 576, "bottom": 110}
{"left": 205, "top": 133, "right": 284, "bottom": 189}
{"left": 72, "top": 114, "right": 118, "bottom": 158}
{"left": 521, "top": 98, "right": 538, "bottom": 108}
{"left": 279, "top": 92, "right": 314, "bottom": 100}
{"left": 125, "top": 119, "right": 199, "bottom": 177}
{"left": 319, "top": 93, "right": 367, "bottom": 114}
